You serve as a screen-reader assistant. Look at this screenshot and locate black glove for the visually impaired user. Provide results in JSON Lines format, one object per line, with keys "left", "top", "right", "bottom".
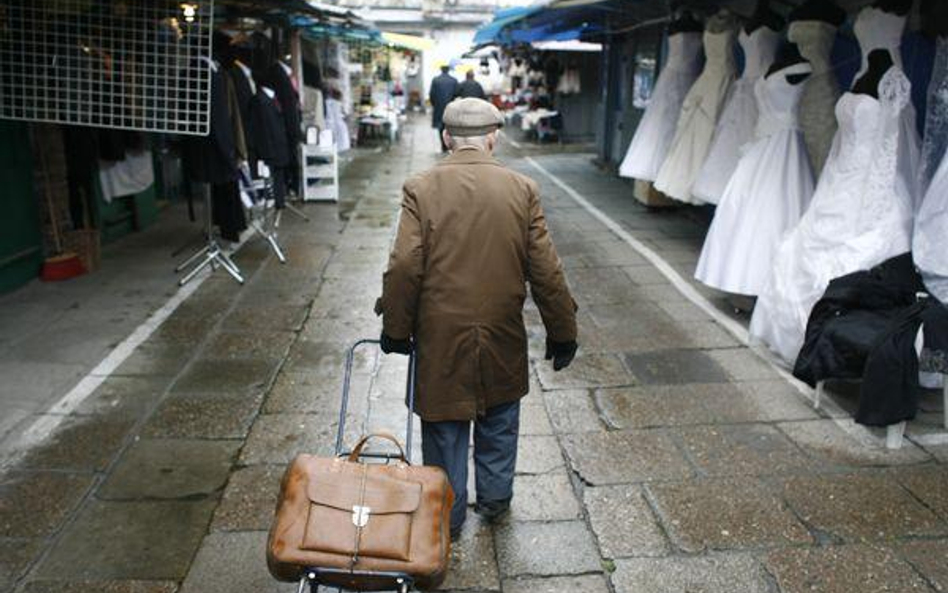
{"left": 380, "top": 333, "right": 412, "bottom": 355}
{"left": 545, "top": 338, "right": 577, "bottom": 371}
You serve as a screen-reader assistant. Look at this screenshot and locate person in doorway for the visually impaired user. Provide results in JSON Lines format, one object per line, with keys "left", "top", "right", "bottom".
{"left": 375, "top": 98, "right": 578, "bottom": 538}
{"left": 456, "top": 70, "right": 487, "bottom": 100}
{"left": 429, "top": 64, "right": 459, "bottom": 152}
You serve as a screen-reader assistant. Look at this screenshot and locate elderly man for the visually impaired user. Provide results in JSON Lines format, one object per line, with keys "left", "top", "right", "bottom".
{"left": 375, "top": 98, "right": 578, "bottom": 537}
{"left": 429, "top": 65, "right": 459, "bottom": 152}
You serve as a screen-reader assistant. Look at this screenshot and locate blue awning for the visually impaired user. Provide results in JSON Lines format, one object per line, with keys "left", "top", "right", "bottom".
{"left": 472, "top": 6, "right": 542, "bottom": 46}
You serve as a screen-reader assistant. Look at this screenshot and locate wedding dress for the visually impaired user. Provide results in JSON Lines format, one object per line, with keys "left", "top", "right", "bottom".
{"left": 653, "top": 29, "right": 737, "bottom": 203}
{"left": 750, "top": 67, "right": 916, "bottom": 366}
{"left": 618, "top": 32, "right": 702, "bottom": 181}
{"left": 914, "top": 38, "right": 948, "bottom": 303}
{"left": 695, "top": 62, "right": 815, "bottom": 295}
{"left": 789, "top": 20, "right": 840, "bottom": 176}
{"left": 692, "top": 26, "right": 780, "bottom": 204}
{"left": 853, "top": 5, "right": 921, "bottom": 207}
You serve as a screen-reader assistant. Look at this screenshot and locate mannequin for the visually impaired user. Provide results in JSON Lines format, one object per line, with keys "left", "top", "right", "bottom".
{"left": 766, "top": 42, "right": 810, "bottom": 84}
{"left": 744, "top": 0, "right": 784, "bottom": 34}
{"left": 852, "top": 49, "right": 895, "bottom": 98}
{"left": 618, "top": 14, "right": 703, "bottom": 181}
{"left": 787, "top": 0, "right": 844, "bottom": 175}
{"left": 691, "top": 2, "right": 781, "bottom": 203}
{"left": 654, "top": 10, "right": 738, "bottom": 203}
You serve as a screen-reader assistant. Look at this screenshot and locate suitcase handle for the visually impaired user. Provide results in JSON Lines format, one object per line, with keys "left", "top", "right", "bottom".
{"left": 347, "top": 432, "right": 408, "bottom": 463}
{"left": 334, "top": 339, "right": 417, "bottom": 460}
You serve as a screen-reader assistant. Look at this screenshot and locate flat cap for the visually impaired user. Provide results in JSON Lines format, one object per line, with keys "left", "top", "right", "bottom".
{"left": 442, "top": 97, "right": 504, "bottom": 136}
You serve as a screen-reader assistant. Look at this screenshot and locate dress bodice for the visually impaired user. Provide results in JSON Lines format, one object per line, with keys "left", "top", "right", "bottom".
{"left": 754, "top": 62, "right": 812, "bottom": 137}
{"left": 832, "top": 93, "right": 883, "bottom": 171}
{"left": 702, "top": 30, "right": 737, "bottom": 75}
{"left": 853, "top": 6, "right": 906, "bottom": 74}
{"left": 665, "top": 32, "right": 703, "bottom": 72}
{"left": 788, "top": 20, "right": 837, "bottom": 74}
{"left": 739, "top": 27, "right": 780, "bottom": 79}
{"left": 919, "top": 36, "right": 948, "bottom": 192}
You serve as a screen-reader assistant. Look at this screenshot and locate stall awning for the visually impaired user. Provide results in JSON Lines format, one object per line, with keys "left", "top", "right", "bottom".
{"left": 381, "top": 31, "right": 435, "bottom": 52}
{"left": 472, "top": 5, "right": 543, "bottom": 46}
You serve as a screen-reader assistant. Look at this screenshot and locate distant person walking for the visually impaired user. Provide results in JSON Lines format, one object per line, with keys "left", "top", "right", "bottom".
{"left": 429, "top": 65, "right": 459, "bottom": 152}
{"left": 456, "top": 70, "right": 486, "bottom": 100}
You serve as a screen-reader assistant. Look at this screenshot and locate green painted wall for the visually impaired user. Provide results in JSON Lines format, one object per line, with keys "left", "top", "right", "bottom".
{"left": 0, "top": 121, "right": 42, "bottom": 293}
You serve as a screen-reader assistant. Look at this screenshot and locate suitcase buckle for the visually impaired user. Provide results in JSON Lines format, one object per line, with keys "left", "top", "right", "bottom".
{"left": 352, "top": 505, "right": 371, "bottom": 527}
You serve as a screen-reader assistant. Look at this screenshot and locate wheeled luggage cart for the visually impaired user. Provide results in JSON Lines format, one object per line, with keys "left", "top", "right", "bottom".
{"left": 296, "top": 338, "right": 419, "bottom": 593}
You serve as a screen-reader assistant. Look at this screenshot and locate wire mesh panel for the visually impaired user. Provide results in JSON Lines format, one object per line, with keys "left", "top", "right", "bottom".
{"left": 0, "top": 0, "right": 215, "bottom": 134}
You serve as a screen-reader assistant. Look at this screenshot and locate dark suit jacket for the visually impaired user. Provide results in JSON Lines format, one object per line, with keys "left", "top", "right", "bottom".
{"left": 250, "top": 89, "right": 291, "bottom": 168}
{"left": 429, "top": 73, "right": 459, "bottom": 128}
{"left": 181, "top": 65, "right": 238, "bottom": 184}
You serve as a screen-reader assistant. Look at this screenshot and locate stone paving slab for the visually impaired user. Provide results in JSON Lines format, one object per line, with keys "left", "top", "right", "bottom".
{"left": 72, "top": 376, "right": 170, "bottom": 418}
{"left": 98, "top": 438, "right": 239, "bottom": 500}
{"left": 0, "top": 539, "right": 42, "bottom": 592}
{"left": 542, "top": 389, "right": 604, "bottom": 434}
{"left": 779, "top": 473, "right": 948, "bottom": 543}
{"left": 647, "top": 478, "right": 812, "bottom": 553}
{"left": 141, "top": 390, "right": 264, "bottom": 439}
{"left": 19, "top": 412, "right": 136, "bottom": 472}
{"left": 778, "top": 419, "right": 932, "bottom": 467}
{"left": 21, "top": 580, "right": 179, "bottom": 593}
{"left": 611, "top": 554, "right": 770, "bottom": 593}
{"left": 622, "top": 349, "right": 729, "bottom": 385}
{"left": 764, "top": 544, "right": 934, "bottom": 593}
{"left": 210, "top": 464, "right": 283, "bottom": 532}
{"left": 899, "top": 539, "right": 948, "bottom": 592}
{"left": 509, "top": 473, "right": 581, "bottom": 522}
{"left": 178, "top": 531, "right": 283, "bottom": 593}
{"left": 494, "top": 521, "right": 602, "bottom": 577}
{"left": 562, "top": 431, "right": 693, "bottom": 485}
{"left": 675, "top": 423, "right": 818, "bottom": 477}
{"left": 535, "top": 353, "right": 636, "bottom": 391}
{"left": 199, "top": 330, "right": 296, "bottom": 362}
{"left": 37, "top": 499, "right": 216, "bottom": 580}
{"left": 583, "top": 485, "right": 668, "bottom": 558}
{"left": 503, "top": 574, "right": 610, "bottom": 593}
{"left": 239, "top": 413, "right": 338, "bottom": 464}
{"left": 0, "top": 471, "right": 93, "bottom": 539}
{"left": 170, "top": 358, "right": 280, "bottom": 396}
{"left": 889, "top": 464, "right": 948, "bottom": 521}
{"left": 442, "top": 521, "right": 501, "bottom": 592}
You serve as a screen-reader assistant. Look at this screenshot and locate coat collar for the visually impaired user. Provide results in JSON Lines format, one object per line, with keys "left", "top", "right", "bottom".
{"left": 439, "top": 148, "right": 501, "bottom": 167}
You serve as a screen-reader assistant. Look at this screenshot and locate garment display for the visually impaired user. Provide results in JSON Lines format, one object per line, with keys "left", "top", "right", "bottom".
{"left": 653, "top": 27, "right": 738, "bottom": 203}
{"left": 750, "top": 66, "right": 916, "bottom": 366}
{"left": 303, "top": 86, "right": 326, "bottom": 132}
{"left": 695, "top": 61, "right": 815, "bottom": 295}
{"left": 914, "top": 137, "right": 948, "bottom": 302}
{"left": 789, "top": 20, "right": 841, "bottom": 175}
{"left": 692, "top": 26, "right": 781, "bottom": 204}
{"left": 557, "top": 67, "right": 581, "bottom": 95}
{"left": 325, "top": 96, "right": 351, "bottom": 152}
{"left": 98, "top": 149, "right": 155, "bottom": 203}
{"left": 267, "top": 62, "right": 303, "bottom": 196}
{"left": 618, "top": 31, "right": 702, "bottom": 181}
{"left": 852, "top": 5, "right": 922, "bottom": 207}
{"left": 250, "top": 87, "right": 290, "bottom": 208}
{"left": 229, "top": 60, "right": 257, "bottom": 169}
{"left": 181, "top": 62, "right": 239, "bottom": 185}
{"left": 918, "top": 37, "right": 948, "bottom": 194}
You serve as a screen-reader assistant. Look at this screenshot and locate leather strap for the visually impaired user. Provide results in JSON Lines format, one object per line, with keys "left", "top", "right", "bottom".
{"left": 347, "top": 432, "right": 409, "bottom": 464}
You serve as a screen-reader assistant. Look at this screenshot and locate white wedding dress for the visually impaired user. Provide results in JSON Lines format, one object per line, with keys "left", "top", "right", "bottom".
{"left": 618, "top": 32, "right": 702, "bottom": 181}
{"left": 914, "top": 37, "right": 948, "bottom": 303}
{"left": 789, "top": 20, "right": 840, "bottom": 176}
{"left": 750, "top": 67, "right": 916, "bottom": 366}
{"left": 695, "top": 62, "right": 815, "bottom": 296}
{"left": 853, "top": 5, "right": 921, "bottom": 208}
{"left": 653, "top": 29, "right": 737, "bottom": 203}
{"left": 692, "top": 26, "right": 780, "bottom": 204}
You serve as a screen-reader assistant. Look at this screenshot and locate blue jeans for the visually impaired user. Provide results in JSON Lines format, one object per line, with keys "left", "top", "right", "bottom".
{"left": 421, "top": 400, "right": 520, "bottom": 530}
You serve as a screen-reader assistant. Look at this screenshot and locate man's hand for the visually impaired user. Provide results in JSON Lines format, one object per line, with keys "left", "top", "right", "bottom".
{"left": 545, "top": 338, "right": 577, "bottom": 371}
{"left": 380, "top": 333, "right": 412, "bottom": 355}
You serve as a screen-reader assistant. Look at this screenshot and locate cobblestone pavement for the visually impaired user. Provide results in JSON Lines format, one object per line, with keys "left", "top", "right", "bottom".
{"left": 3, "top": 118, "right": 948, "bottom": 593}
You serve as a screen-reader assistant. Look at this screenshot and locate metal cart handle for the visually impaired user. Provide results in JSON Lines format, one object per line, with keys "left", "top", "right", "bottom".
{"left": 334, "top": 338, "right": 417, "bottom": 460}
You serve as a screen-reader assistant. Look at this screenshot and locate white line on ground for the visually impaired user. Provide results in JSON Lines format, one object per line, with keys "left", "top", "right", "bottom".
{"left": 522, "top": 155, "right": 939, "bottom": 451}
{"left": 0, "top": 266, "right": 210, "bottom": 470}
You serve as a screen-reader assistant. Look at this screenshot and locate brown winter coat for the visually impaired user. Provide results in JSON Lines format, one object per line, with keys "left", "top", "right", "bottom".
{"left": 377, "top": 148, "right": 577, "bottom": 422}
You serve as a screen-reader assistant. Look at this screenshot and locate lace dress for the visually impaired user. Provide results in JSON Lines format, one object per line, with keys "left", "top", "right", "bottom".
{"left": 695, "top": 62, "right": 815, "bottom": 296}
{"left": 692, "top": 26, "right": 781, "bottom": 204}
{"left": 789, "top": 20, "right": 840, "bottom": 176}
{"left": 914, "top": 38, "right": 948, "bottom": 303}
{"left": 918, "top": 36, "right": 948, "bottom": 194}
{"left": 853, "top": 5, "right": 922, "bottom": 207}
{"left": 750, "top": 68, "right": 916, "bottom": 366}
{"left": 618, "top": 32, "right": 702, "bottom": 181}
{"left": 653, "top": 29, "right": 737, "bottom": 203}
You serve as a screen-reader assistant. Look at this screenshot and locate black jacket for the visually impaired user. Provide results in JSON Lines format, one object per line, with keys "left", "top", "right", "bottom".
{"left": 250, "top": 89, "right": 291, "bottom": 168}
{"left": 181, "top": 65, "right": 239, "bottom": 184}
{"left": 429, "top": 73, "right": 459, "bottom": 128}
{"left": 229, "top": 65, "right": 257, "bottom": 163}
{"left": 267, "top": 63, "right": 302, "bottom": 146}
{"left": 456, "top": 79, "right": 486, "bottom": 100}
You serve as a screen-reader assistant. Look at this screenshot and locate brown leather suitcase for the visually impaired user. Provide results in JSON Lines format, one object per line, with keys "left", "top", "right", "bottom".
{"left": 266, "top": 340, "right": 454, "bottom": 591}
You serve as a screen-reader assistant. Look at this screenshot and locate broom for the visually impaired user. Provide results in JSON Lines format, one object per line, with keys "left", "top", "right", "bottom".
{"left": 38, "top": 139, "right": 85, "bottom": 281}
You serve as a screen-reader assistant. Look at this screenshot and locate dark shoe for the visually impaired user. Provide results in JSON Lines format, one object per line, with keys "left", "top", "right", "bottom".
{"left": 450, "top": 524, "right": 464, "bottom": 541}
{"left": 474, "top": 499, "right": 511, "bottom": 523}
